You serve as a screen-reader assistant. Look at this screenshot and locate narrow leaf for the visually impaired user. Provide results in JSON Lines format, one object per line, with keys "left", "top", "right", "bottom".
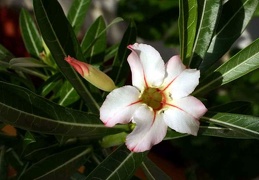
{"left": 142, "top": 158, "right": 171, "bottom": 180}
{"left": 209, "top": 101, "right": 252, "bottom": 114}
{"left": 33, "top": 0, "right": 99, "bottom": 112}
{"left": 179, "top": 0, "right": 198, "bottom": 66}
{"left": 199, "top": 125, "right": 255, "bottom": 139}
{"left": 20, "top": 146, "right": 92, "bottom": 180}
{"left": 0, "top": 81, "right": 127, "bottom": 137}
{"left": 57, "top": 80, "right": 80, "bottom": 107}
{"left": 0, "top": 44, "right": 14, "bottom": 68}
{"left": 19, "top": 9, "right": 43, "bottom": 58}
{"left": 67, "top": 0, "right": 90, "bottom": 34}
{"left": 200, "top": 0, "right": 258, "bottom": 70}
{"left": 111, "top": 21, "right": 137, "bottom": 85}
{"left": 9, "top": 57, "right": 48, "bottom": 68}
{"left": 85, "top": 145, "right": 147, "bottom": 180}
{"left": 81, "top": 16, "right": 106, "bottom": 64}
{"left": 201, "top": 112, "right": 259, "bottom": 139}
{"left": 190, "top": 0, "right": 222, "bottom": 68}
{"left": 194, "top": 38, "right": 259, "bottom": 95}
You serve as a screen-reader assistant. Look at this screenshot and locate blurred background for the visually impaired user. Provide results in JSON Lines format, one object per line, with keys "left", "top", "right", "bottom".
{"left": 1, "top": 0, "right": 259, "bottom": 179}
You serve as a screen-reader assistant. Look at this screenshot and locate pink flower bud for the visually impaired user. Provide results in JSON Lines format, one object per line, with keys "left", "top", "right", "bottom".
{"left": 65, "top": 56, "right": 116, "bottom": 92}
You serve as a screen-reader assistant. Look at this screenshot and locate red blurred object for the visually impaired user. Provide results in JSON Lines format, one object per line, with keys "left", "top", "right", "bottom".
{"left": 0, "top": 6, "right": 28, "bottom": 57}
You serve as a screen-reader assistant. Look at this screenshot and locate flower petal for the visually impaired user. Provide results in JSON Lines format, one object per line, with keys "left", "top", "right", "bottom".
{"left": 167, "top": 69, "right": 200, "bottom": 99}
{"left": 162, "top": 55, "right": 186, "bottom": 88}
{"left": 127, "top": 43, "right": 165, "bottom": 90}
{"left": 100, "top": 86, "right": 142, "bottom": 127}
{"left": 172, "top": 96, "right": 207, "bottom": 119}
{"left": 163, "top": 108, "right": 200, "bottom": 136}
{"left": 126, "top": 105, "right": 168, "bottom": 152}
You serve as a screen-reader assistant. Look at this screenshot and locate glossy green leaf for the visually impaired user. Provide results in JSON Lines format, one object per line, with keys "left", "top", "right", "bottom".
{"left": 111, "top": 21, "right": 137, "bottom": 85}
{"left": 9, "top": 57, "right": 48, "bottom": 68}
{"left": 194, "top": 38, "right": 259, "bottom": 95}
{"left": 67, "top": 0, "right": 90, "bottom": 34}
{"left": 200, "top": 0, "right": 258, "bottom": 70}
{"left": 179, "top": 0, "right": 198, "bottom": 66}
{"left": 19, "top": 9, "right": 43, "bottom": 58}
{"left": 201, "top": 112, "right": 259, "bottom": 139}
{"left": 33, "top": 0, "right": 99, "bottom": 112}
{"left": 190, "top": 0, "right": 222, "bottom": 68}
{"left": 142, "top": 158, "right": 171, "bottom": 180}
{"left": 85, "top": 145, "right": 147, "bottom": 180}
{"left": 23, "top": 131, "right": 37, "bottom": 150}
{"left": 164, "top": 130, "right": 189, "bottom": 140}
{"left": 57, "top": 80, "right": 80, "bottom": 107}
{"left": 20, "top": 146, "right": 92, "bottom": 180}
{"left": 81, "top": 16, "right": 106, "bottom": 64}
{"left": 0, "top": 81, "right": 128, "bottom": 137}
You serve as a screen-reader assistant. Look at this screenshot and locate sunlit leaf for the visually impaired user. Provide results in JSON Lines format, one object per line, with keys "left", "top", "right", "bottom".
{"left": 190, "top": 0, "right": 222, "bottom": 68}
{"left": 19, "top": 9, "right": 43, "bottom": 58}
{"left": 67, "top": 0, "right": 90, "bottom": 34}
{"left": 85, "top": 145, "right": 147, "bottom": 180}
{"left": 0, "top": 81, "right": 128, "bottom": 137}
{"left": 200, "top": 0, "right": 258, "bottom": 71}
{"left": 33, "top": 0, "right": 99, "bottom": 112}
{"left": 179, "top": 0, "right": 198, "bottom": 66}
{"left": 110, "top": 21, "right": 137, "bottom": 85}
{"left": 194, "top": 38, "right": 259, "bottom": 95}
{"left": 142, "top": 158, "right": 171, "bottom": 180}
{"left": 20, "top": 146, "right": 92, "bottom": 180}
{"left": 201, "top": 112, "right": 259, "bottom": 139}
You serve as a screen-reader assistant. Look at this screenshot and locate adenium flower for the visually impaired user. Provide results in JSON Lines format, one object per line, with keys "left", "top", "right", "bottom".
{"left": 65, "top": 56, "right": 116, "bottom": 92}
{"left": 100, "top": 43, "right": 207, "bottom": 152}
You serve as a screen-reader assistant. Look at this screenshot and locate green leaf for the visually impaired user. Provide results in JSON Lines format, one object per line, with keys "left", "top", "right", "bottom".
{"left": 142, "top": 158, "right": 171, "bottom": 180}
{"left": 85, "top": 145, "right": 147, "bottom": 180}
{"left": 57, "top": 80, "right": 80, "bottom": 107}
{"left": 200, "top": 0, "right": 258, "bottom": 71}
{"left": 179, "top": 0, "right": 198, "bottom": 66}
{"left": 20, "top": 146, "right": 92, "bottom": 180}
{"left": 164, "top": 130, "right": 189, "bottom": 140}
{"left": 199, "top": 125, "right": 255, "bottom": 139}
{"left": 201, "top": 112, "right": 259, "bottom": 139}
{"left": 0, "top": 81, "right": 128, "bottom": 137}
{"left": 33, "top": 0, "right": 99, "bottom": 112}
{"left": 19, "top": 9, "right": 43, "bottom": 58}
{"left": 194, "top": 38, "right": 259, "bottom": 95}
{"left": 81, "top": 16, "right": 106, "bottom": 64}
{"left": 110, "top": 21, "right": 137, "bottom": 85}
{"left": 67, "top": 0, "right": 90, "bottom": 34}
{"left": 38, "top": 73, "right": 63, "bottom": 97}
{"left": 23, "top": 131, "right": 37, "bottom": 149}
{"left": 190, "top": 0, "right": 222, "bottom": 68}
{"left": 9, "top": 57, "right": 48, "bottom": 68}
{"left": 0, "top": 44, "right": 14, "bottom": 68}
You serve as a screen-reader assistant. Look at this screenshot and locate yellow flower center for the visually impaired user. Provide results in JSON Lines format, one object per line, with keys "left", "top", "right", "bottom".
{"left": 140, "top": 88, "right": 164, "bottom": 110}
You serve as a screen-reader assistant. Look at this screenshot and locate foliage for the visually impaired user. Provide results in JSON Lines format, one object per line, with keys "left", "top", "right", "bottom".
{"left": 0, "top": 0, "right": 259, "bottom": 179}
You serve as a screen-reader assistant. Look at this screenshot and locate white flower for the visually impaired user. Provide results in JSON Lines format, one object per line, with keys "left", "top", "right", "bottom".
{"left": 100, "top": 43, "right": 207, "bottom": 152}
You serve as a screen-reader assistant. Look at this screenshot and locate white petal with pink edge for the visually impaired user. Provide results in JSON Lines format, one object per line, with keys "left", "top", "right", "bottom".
{"left": 162, "top": 55, "right": 186, "bottom": 88}
{"left": 128, "top": 43, "right": 165, "bottom": 89}
{"left": 167, "top": 69, "right": 200, "bottom": 99}
{"left": 171, "top": 96, "right": 207, "bottom": 119}
{"left": 163, "top": 108, "right": 200, "bottom": 136}
{"left": 100, "top": 86, "right": 142, "bottom": 127}
{"left": 126, "top": 105, "right": 168, "bottom": 152}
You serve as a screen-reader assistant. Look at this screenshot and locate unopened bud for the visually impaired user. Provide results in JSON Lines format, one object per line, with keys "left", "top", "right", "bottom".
{"left": 65, "top": 56, "right": 116, "bottom": 91}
